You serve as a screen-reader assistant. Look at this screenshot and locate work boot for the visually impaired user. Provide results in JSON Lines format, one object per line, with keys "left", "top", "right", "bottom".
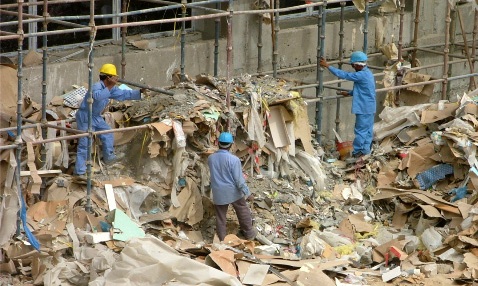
{"left": 103, "top": 152, "right": 125, "bottom": 165}
{"left": 345, "top": 152, "right": 361, "bottom": 164}
{"left": 73, "top": 173, "right": 87, "bottom": 181}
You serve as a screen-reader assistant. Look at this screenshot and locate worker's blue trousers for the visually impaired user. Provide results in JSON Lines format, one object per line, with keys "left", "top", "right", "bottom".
{"left": 352, "top": 113, "right": 374, "bottom": 156}
{"left": 74, "top": 111, "right": 115, "bottom": 175}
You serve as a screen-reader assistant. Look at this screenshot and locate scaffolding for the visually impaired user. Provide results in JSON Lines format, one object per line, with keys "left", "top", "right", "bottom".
{"left": 0, "top": 0, "right": 478, "bottom": 245}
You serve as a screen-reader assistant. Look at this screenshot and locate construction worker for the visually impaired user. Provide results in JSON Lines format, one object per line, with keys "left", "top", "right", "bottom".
{"left": 74, "top": 63, "right": 145, "bottom": 179}
{"left": 319, "top": 51, "right": 376, "bottom": 159}
{"left": 208, "top": 132, "right": 256, "bottom": 242}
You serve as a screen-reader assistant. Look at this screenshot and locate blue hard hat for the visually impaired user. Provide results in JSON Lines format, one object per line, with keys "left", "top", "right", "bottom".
{"left": 350, "top": 51, "right": 368, "bottom": 64}
{"left": 218, "top": 132, "right": 234, "bottom": 144}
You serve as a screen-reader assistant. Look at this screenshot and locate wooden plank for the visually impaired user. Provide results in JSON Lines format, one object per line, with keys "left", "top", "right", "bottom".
{"left": 104, "top": 184, "right": 117, "bottom": 211}
{"left": 20, "top": 170, "right": 62, "bottom": 177}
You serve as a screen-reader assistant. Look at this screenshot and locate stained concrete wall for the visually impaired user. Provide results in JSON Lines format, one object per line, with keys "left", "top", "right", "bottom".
{"left": 20, "top": 0, "right": 477, "bottom": 143}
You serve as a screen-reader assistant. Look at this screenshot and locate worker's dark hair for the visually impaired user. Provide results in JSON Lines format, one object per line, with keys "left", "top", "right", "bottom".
{"left": 99, "top": 74, "right": 109, "bottom": 81}
{"left": 218, "top": 143, "right": 232, "bottom": 150}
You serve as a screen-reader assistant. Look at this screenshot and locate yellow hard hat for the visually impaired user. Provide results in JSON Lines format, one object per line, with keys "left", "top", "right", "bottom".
{"left": 99, "top": 63, "right": 117, "bottom": 76}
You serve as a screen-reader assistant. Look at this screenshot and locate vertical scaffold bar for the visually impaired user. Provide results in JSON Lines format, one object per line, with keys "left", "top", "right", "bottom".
{"left": 85, "top": 0, "right": 96, "bottom": 213}
{"left": 472, "top": 10, "right": 478, "bottom": 90}
{"left": 335, "top": 1, "right": 345, "bottom": 134}
{"left": 181, "top": 0, "right": 187, "bottom": 81}
{"left": 316, "top": 1, "right": 326, "bottom": 144}
{"left": 257, "top": 12, "right": 263, "bottom": 75}
{"left": 40, "top": 0, "right": 49, "bottom": 197}
{"left": 411, "top": 0, "right": 421, "bottom": 67}
{"left": 363, "top": 0, "right": 369, "bottom": 53}
{"left": 214, "top": 2, "right": 220, "bottom": 77}
{"left": 442, "top": 2, "right": 452, "bottom": 100}
{"left": 272, "top": 0, "right": 279, "bottom": 78}
{"left": 121, "top": 0, "right": 127, "bottom": 79}
{"left": 226, "top": 0, "right": 233, "bottom": 112}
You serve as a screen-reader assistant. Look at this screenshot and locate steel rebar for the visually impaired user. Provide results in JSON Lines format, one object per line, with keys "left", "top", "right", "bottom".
{"left": 257, "top": 13, "right": 263, "bottom": 75}
{"left": 180, "top": 0, "right": 187, "bottom": 82}
{"left": 225, "top": 0, "right": 233, "bottom": 112}
{"left": 121, "top": 0, "right": 127, "bottom": 79}
{"left": 472, "top": 10, "right": 478, "bottom": 90}
{"left": 40, "top": 0, "right": 49, "bottom": 174}
{"left": 397, "top": 0, "right": 405, "bottom": 62}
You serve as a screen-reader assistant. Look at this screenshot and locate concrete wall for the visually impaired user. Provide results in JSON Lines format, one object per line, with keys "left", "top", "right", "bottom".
{"left": 20, "top": 0, "right": 477, "bottom": 142}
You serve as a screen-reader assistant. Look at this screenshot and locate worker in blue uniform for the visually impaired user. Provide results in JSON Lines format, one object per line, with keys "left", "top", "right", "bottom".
{"left": 320, "top": 51, "right": 376, "bottom": 158}
{"left": 208, "top": 132, "right": 256, "bottom": 241}
{"left": 74, "top": 63, "right": 145, "bottom": 178}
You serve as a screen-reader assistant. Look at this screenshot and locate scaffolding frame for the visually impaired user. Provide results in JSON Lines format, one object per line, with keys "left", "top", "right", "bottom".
{"left": 0, "top": 1, "right": 477, "bottom": 223}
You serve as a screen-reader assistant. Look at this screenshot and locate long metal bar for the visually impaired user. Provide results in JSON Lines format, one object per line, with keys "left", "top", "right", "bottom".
{"left": 85, "top": 0, "right": 95, "bottom": 213}
{"left": 40, "top": 0, "right": 48, "bottom": 174}
{"left": 141, "top": 0, "right": 223, "bottom": 13}
{"left": 448, "top": 5, "right": 457, "bottom": 97}
{"left": 117, "top": 78, "right": 174, "bottom": 95}
{"left": 442, "top": 2, "right": 452, "bottom": 100}
{"left": 0, "top": 0, "right": 92, "bottom": 8}
{"left": 22, "top": 118, "right": 84, "bottom": 134}
{"left": 335, "top": 1, "right": 345, "bottom": 134}
{"left": 293, "top": 58, "right": 470, "bottom": 91}
{"left": 0, "top": 8, "right": 86, "bottom": 29}
{"left": 457, "top": 9, "right": 476, "bottom": 90}
{"left": 257, "top": 12, "right": 263, "bottom": 75}
{"left": 0, "top": 0, "right": 326, "bottom": 40}
{"left": 304, "top": 72, "right": 478, "bottom": 104}
{"left": 411, "top": 0, "right": 421, "bottom": 67}
{"left": 181, "top": 0, "right": 187, "bottom": 81}
{"left": 5, "top": 0, "right": 229, "bottom": 24}
{"left": 214, "top": 2, "right": 221, "bottom": 77}
{"left": 397, "top": 0, "right": 405, "bottom": 62}
{"left": 225, "top": 0, "right": 233, "bottom": 112}
{"left": 415, "top": 47, "right": 478, "bottom": 60}
{"left": 472, "top": 10, "right": 478, "bottom": 90}
{"left": 15, "top": 0, "right": 25, "bottom": 238}
{"left": 121, "top": 0, "right": 127, "bottom": 79}
{"left": 0, "top": 124, "right": 151, "bottom": 151}
{"left": 272, "top": 0, "right": 279, "bottom": 78}
{"left": 363, "top": 0, "right": 368, "bottom": 52}
{"left": 315, "top": 1, "right": 326, "bottom": 144}
{"left": 0, "top": 0, "right": 332, "bottom": 41}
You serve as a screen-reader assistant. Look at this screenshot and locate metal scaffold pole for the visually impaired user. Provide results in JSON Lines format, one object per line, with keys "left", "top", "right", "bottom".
{"left": 442, "top": 2, "right": 452, "bottom": 100}
{"left": 39, "top": 0, "right": 49, "bottom": 197}
{"left": 411, "top": 0, "right": 421, "bottom": 67}
{"left": 214, "top": 2, "right": 221, "bottom": 77}
{"left": 335, "top": 1, "right": 345, "bottom": 134}
{"left": 85, "top": 0, "right": 96, "bottom": 213}
{"left": 181, "top": 0, "right": 187, "bottom": 81}
{"left": 272, "top": 0, "right": 279, "bottom": 78}
{"left": 315, "top": 1, "right": 326, "bottom": 144}
{"left": 225, "top": 0, "right": 233, "bottom": 113}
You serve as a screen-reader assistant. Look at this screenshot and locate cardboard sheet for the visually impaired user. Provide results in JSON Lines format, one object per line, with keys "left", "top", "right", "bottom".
{"left": 268, "top": 106, "right": 290, "bottom": 148}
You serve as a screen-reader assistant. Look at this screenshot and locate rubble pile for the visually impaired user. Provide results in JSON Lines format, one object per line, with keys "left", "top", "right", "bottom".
{"left": 1, "top": 61, "right": 478, "bottom": 285}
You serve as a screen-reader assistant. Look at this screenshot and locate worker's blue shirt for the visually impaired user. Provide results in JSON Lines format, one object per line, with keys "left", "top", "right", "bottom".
{"left": 328, "top": 66, "right": 376, "bottom": 114}
{"left": 76, "top": 81, "right": 141, "bottom": 123}
{"left": 208, "top": 149, "right": 250, "bottom": 205}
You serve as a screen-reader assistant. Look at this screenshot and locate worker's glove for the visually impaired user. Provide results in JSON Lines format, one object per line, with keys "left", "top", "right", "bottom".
{"left": 140, "top": 88, "right": 150, "bottom": 97}
{"left": 319, "top": 57, "right": 329, "bottom": 68}
{"left": 449, "top": 186, "right": 468, "bottom": 202}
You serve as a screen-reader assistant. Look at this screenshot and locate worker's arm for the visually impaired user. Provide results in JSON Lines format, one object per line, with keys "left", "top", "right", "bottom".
{"left": 109, "top": 87, "right": 141, "bottom": 101}
{"left": 328, "top": 66, "right": 368, "bottom": 83}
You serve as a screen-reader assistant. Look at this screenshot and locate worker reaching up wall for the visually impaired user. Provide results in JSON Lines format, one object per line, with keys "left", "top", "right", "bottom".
{"left": 320, "top": 51, "right": 376, "bottom": 161}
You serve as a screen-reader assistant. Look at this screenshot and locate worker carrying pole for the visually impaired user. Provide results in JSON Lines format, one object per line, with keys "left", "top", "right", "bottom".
{"left": 74, "top": 63, "right": 149, "bottom": 179}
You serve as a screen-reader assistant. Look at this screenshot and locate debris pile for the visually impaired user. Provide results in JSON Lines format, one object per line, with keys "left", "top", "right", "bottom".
{"left": 2, "top": 58, "right": 478, "bottom": 284}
